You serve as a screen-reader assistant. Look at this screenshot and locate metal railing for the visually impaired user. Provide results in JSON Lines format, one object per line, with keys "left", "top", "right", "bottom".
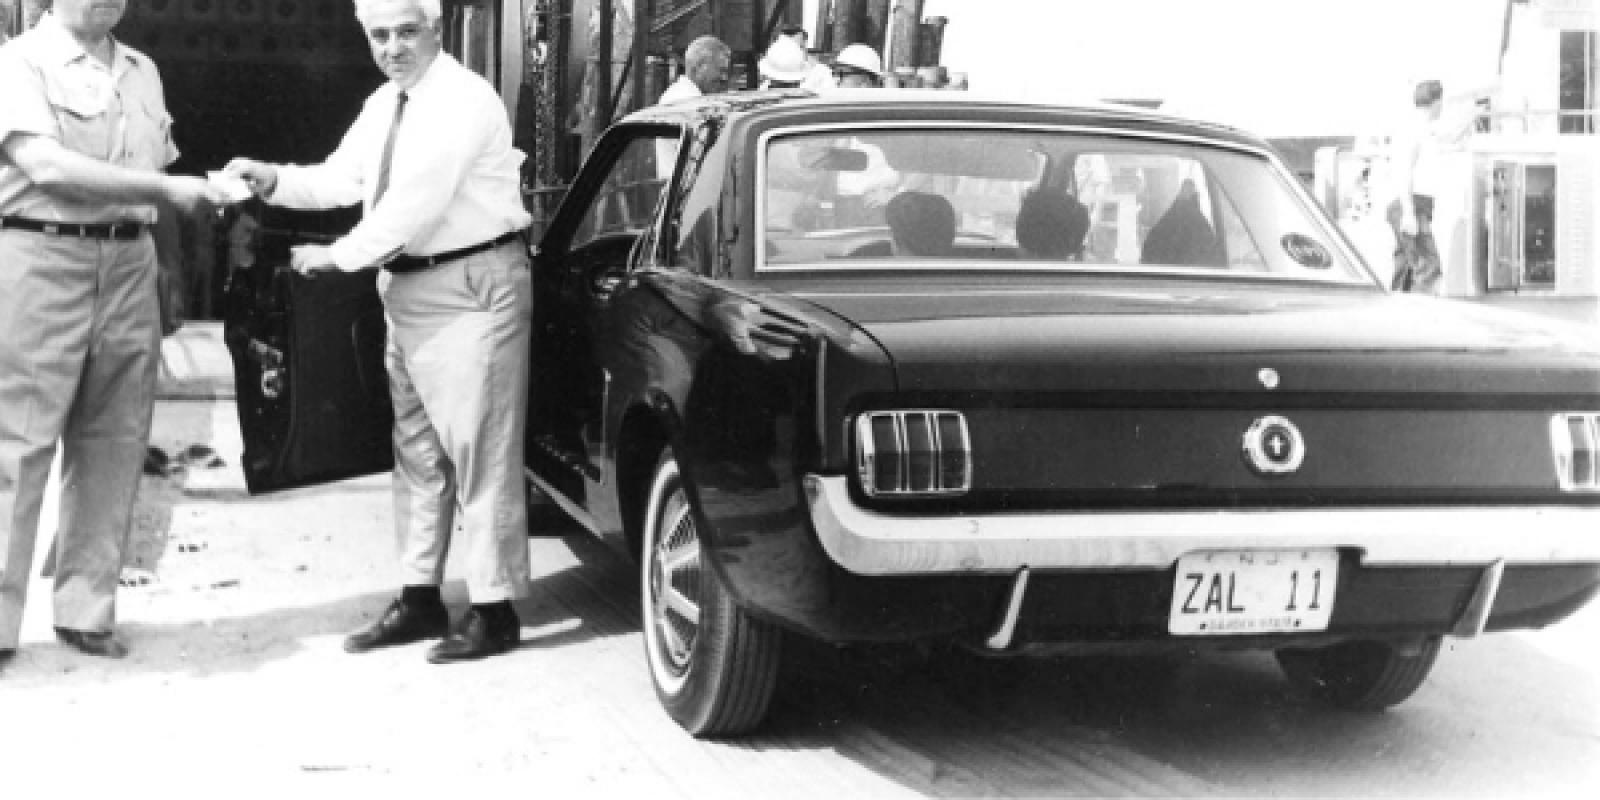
{"left": 1476, "top": 109, "right": 1599, "bottom": 135}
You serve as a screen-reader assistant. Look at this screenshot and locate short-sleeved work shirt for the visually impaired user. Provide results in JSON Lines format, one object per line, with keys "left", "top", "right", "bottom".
{"left": 0, "top": 12, "right": 178, "bottom": 224}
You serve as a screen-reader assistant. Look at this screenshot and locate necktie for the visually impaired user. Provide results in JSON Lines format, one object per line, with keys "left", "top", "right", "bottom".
{"left": 373, "top": 91, "right": 408, "bottom": 206}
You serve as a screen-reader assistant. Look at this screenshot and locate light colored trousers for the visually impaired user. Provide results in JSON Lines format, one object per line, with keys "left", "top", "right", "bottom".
{"left": 0, "top": 231, "right": 159, "bottom": 648}
{"left": 379, "top": 240, "right": 532, "bottom": 603}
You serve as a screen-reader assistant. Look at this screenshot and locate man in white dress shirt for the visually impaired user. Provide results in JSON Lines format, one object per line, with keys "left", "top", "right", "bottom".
{"left": 225, "top": 0, "right": 534, "bottom": 663}
{"left": 656, "top": 35, "right": 731, "bottom": 105}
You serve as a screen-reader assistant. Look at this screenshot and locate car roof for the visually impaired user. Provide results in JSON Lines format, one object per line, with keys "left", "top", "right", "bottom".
{"left": 623, "top": 88, "right": 1268, "bottom": 151}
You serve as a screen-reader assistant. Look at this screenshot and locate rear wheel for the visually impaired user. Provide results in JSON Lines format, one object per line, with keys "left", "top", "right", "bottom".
{"left": 1276, "top": 636, "right": 1442, "bottom": 711}
{"left": 641, "top": 448, "right": 781, "bottom": 737}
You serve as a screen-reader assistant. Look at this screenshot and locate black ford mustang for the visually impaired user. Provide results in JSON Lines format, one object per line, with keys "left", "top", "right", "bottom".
{"left": 227, "top": 90, "right": 1600, "bottom": 737}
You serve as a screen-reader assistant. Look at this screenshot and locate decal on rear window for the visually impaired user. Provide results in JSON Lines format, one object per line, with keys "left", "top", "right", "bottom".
{"left": 1281, "top": 233, "right": 1332, "bottom": 269}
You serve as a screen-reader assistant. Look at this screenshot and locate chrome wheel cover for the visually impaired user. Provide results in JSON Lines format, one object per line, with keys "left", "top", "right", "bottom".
{"left": 645, "top": 465, "right": 702, "bottom": 693}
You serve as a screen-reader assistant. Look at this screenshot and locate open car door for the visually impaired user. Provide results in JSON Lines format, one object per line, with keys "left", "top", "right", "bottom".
{"left": 223, "top": 209, "right": 392, "bottom": 493}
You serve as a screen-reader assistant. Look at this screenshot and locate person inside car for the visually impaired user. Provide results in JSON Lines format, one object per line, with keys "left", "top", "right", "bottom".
{"left": 1141, "top": 179, "right": 1222, "bottom": 267}
{"left": 886, "top": 190, "right": 956, "bottom": 257}
{"left": 1015, "top": 188, "right": 1090, "bottom": 260}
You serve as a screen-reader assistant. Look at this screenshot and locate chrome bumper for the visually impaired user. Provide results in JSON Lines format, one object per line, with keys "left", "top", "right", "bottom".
{"left": 803, "top": 475, "right": 1600, "bottom": 576}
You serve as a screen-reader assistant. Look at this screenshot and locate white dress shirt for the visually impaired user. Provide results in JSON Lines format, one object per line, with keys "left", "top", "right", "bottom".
{"left": 800, "top": 61, "right": 835, "bottom": 92}
{"left": 656, "top": 75, "right": 702, "bottom": 105}
{"left": 269, "top": 53, "right": 531, "bottom": 271}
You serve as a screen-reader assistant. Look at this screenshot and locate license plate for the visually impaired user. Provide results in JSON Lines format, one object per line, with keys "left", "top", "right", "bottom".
{"left": 1168, "top": 549, "right": 1338, "bottom": 635}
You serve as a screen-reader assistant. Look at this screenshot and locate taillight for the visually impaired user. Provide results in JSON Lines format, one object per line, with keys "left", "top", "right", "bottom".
{"left": 1550, "top": 413, "right": 1600, "bottom": 491}
{"left": 855, "top": 411, "right": 971, "bottom": 497}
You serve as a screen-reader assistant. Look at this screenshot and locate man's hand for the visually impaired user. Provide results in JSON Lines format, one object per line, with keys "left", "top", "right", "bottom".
{"left": 163, "top": 175, "right": 230, "bottom": 216}
{"left": 223, "top": 158, "right": 280, "bottom": 198}
{"left": 290, "top": 244, "right": 339, "bottom": 276}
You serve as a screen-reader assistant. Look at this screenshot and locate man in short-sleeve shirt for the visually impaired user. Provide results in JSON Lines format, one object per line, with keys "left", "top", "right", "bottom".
{"left": 0, "top": 0, "right": 224, "bottom": 662}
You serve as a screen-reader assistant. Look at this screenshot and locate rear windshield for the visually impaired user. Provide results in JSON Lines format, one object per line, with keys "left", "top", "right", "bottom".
{"left": 759, "top": 127, "right": 1373, "bottom": 285}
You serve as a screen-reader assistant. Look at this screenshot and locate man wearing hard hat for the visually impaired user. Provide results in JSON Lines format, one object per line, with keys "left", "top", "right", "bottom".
{"left": 758, "top": 35, "right": 813, "bottom": 89}
{"left": 776, "top": 25, "right": 834, "bottom": 92}
{"left": 830, "top": 44, "right": 884, "bottom": 89}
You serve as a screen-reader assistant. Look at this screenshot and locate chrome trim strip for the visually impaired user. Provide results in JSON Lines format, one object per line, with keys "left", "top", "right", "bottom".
{"left": 855, "top": 413, "right": 878, "bottom": 494}
{"left": 949, "top": 412, "right": 973, "bottom": 491}
{"left": 1451, "top": 558, "right": 1506, "bottom": 638}
{"left": 597, "top": 369, "right": 612, "bottom": 484}
{"left": 815, "top": 338, "right": 828, "bottom": 463}
{"left": 1550, "top": 413, "right": 1600, "bottom": 492}
{"left": 893, "top": 412, "right": 909, "bottom": 492}
{"left": 854, "top": 411, "right": 971, "bottom": 497}
{"left": 803, "top": 475, "right": 1600, "bottom": 575}
{"left": 525, "top": 468, "right": 603, "bottom": 537}
{"left": 758, "top": 263, "right": 1367, "bottom": 287}
{"left": 984, "top": 567, "right": 1031, "bottom": 651}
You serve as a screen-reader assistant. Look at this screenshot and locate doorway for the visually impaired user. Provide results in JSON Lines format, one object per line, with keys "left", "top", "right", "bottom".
{"left": 117, "top": 0, "right": 380, "bottom": 318}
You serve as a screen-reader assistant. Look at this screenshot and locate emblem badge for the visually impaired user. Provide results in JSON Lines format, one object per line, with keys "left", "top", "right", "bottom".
{"left": 1242, "top": 415, "right": 1305, "bottom": 476}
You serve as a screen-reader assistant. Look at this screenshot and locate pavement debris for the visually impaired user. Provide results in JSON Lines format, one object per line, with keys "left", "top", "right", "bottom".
{"left": 143, "top": 444, "right": 228, "bottom": 478}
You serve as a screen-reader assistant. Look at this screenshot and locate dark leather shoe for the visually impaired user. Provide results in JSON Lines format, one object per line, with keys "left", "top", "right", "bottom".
{"left": 344, "top": 598, "right": 449, "bottom": 653}
{"left": 53, "top": 627, "right": 128, "bottom": 659}
{"left": 426, "top": 607, "right": 519, "bottom": 664}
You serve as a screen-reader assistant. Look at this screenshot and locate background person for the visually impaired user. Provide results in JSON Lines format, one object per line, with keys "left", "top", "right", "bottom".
{"left": 1015, "top": 188, "right": 1089, "bottom": 260}
{"left": 1141, "top": 178, "right": 1222, "bottom": 267}
{"left": 885, "top": 190, "right": 956, "bottom": 257}
{"left": 0, "top": 0, "right": 226, "bottom": 662}
{"left": 224, "top": 0, "right": 535, "bottom": 665}
{"left": 1388, "top": 78, "right": 1495, "bottom": 293}
{"left": 777, "top": 24, "right": 834, "bottom": 92}
{"left": 829, "top": 44, "right": 883, "bottom": 89}
{"left": 758, "top": 35, "right": 810, "bottom": 90}
{"left": 656, "top": 34, "right": 730, "bottom": 104}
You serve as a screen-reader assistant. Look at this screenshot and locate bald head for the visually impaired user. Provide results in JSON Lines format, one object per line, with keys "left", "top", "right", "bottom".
{"left": 355, "top": 0, "right": 440, "bottom": 24}
{"left": 684, "top": 35, "right": 732, "bottom": 95}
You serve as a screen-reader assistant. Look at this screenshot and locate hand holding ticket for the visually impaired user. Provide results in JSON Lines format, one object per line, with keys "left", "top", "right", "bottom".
{"left": 206, "top": 170, "right": 254, "bottom": 203}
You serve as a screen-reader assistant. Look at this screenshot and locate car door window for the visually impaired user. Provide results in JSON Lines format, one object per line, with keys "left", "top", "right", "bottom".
{"left": 668, "top": 130, "right": 728, "bottom": 277}
{"left": 570, "top": 134, "right": 678, "bottom": 251}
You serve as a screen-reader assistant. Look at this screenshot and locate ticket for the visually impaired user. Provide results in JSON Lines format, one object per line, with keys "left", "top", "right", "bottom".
{"left": 206, "top": 171, "right": 253, "bottom": 203}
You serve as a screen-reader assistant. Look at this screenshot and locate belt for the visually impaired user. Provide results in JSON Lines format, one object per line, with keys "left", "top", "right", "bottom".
{"left": 384, "top": 230, "right": 524, "bottom": 274}
{"left": 0, "top": 215, "right": 150, "bottom": 240}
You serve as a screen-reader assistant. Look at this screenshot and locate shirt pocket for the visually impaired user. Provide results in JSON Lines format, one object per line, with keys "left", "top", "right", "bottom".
{"left": 43, "top": 79, "right": 112, "bottom": 160}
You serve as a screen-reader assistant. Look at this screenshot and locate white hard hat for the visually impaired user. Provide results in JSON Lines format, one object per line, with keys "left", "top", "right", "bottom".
{"left": 759, "top": 36, "right": 811, "bottom": 83}
{"left": 834, "top": 44, "right": 882, "bottom": 77}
